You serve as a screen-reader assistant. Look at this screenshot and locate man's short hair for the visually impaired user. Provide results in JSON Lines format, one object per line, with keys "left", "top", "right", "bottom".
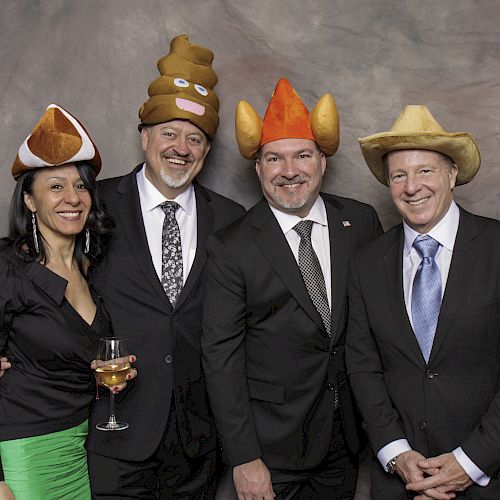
{"left": 382, "top": 149, "right": 455, "bottom": 183}
{"left": 257, "top": 140, "right": 321, "bottom": 161}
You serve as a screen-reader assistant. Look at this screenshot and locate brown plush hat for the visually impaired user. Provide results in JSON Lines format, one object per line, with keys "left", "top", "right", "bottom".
{"left": 139, "top": 34, "right": 220, "bottom": 139}
{"left": 235, "top": 78, "right": 339, "bottom": 160}
{"left": 12, "top": 104, "right": 101, "bottom": 179}
{"left": 359, "top": 105, "right": 481, "bottom": 186}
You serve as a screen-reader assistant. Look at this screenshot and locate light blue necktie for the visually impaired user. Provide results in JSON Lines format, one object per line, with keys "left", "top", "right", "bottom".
{"left": 411, "top": 235, "right": 442, "bottom": 362}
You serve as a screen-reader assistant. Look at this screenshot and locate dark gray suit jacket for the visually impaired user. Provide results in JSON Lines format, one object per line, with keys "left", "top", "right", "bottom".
{"left": 202, "top": 194, "right": 382, "bottom": 470}
{"left": 346, "top": 208, "right": 500, "bottom": 499}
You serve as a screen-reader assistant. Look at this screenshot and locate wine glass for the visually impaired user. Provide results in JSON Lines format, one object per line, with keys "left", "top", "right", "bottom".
{"left": 94, "top": 337, "right": 130, "bottom": 431}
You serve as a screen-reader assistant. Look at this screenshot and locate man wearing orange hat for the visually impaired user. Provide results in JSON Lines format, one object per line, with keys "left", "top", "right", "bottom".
{"left": 85, "top": 35, "right": 244, "bottom": 499}
{"left": 346, "top": 105, "right": 500, "bottom": 499}
{"left": 202, "top": 79, "right": 382, "bottom": 499}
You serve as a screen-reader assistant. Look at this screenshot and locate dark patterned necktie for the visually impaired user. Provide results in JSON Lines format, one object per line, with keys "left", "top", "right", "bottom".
{"left": 160, "top": 201, "right": 183, "bottom": 307}
{"left": 411, "top": 235, "right": 442, "bottom": 362}
{"left": 293, "top": 220, "right": 331, "bottom": 336}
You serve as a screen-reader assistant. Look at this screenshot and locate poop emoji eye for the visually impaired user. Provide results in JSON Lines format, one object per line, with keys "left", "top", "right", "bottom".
{"left": 173, "top": 78, "right": 190, "bottom": 88}
{"left": 194, "top": 84, "right": 208, "bottom": 96}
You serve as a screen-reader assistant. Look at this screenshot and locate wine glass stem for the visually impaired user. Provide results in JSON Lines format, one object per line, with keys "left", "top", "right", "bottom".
{"left": 108, "top": 390, "right": 117, "bottom": 426}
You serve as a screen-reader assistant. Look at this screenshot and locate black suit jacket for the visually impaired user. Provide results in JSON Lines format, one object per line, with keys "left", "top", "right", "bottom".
{"left": 346, "top": 208, "right": 500, "bottom": 498}
{"left": 202, "top": 194, "right": 382, "bottom": 470}
{"left": 86, "top": 165, "right": 245, "bottom": 461}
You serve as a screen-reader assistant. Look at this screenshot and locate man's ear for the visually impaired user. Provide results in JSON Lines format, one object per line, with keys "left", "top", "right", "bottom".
{"left": 255, "top": 158, "right": 262, "bottom": 180}
{"left": 449, "top": 163, "right": 458, "bottom": 189}
{"left": 203, "top": 142, "right": 211, "bottom": 160}
{"left": 320, "top": 151, "right": 326, "bottom": 176}
{"left": 140, "top": 127, "right": 149, "bottom": 152}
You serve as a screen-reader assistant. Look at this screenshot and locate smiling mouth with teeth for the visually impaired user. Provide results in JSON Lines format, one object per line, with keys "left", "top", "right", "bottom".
{"left": 407, "top": 197, "right": 430, "bottom": 206}
{"left": 166, "top": 158, "right": 187, "bottom": 165}
{"left": 58, "top": 211, "right": 82, "bottom": 219}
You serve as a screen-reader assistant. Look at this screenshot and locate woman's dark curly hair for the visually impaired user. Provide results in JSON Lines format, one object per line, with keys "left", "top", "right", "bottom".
{"left": 8, "top": 162, "right": 114, "bottom": 275}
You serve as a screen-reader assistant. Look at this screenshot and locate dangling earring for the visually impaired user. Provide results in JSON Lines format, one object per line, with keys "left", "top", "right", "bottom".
{"left": 84, "top": 228, "right": 90, "bottom": 254}
{"left": 31, "top": 212, "right": 39, "bottom": 254}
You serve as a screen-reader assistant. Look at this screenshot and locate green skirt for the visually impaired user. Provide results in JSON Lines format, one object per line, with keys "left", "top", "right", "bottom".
{"left": 0, "top": 420, "right": 91, "bottom": 500}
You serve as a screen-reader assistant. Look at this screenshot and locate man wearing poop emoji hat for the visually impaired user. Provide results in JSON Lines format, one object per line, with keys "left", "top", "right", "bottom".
{"left": 86, "top": 35, "right": 245, "bottom": 499}
{"left": 346, "top": 105, "right": 500, "bottom": 499}
{"left": 202, "top": 79, "right": 382, "bottom": 499}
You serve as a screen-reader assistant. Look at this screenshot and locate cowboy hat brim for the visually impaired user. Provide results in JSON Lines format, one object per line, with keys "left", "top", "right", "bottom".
{"left": 359, "top": 131, "right": 481, "bottom": 186}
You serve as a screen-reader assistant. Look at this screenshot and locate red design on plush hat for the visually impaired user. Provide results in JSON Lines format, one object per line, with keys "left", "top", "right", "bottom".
{"left": 235, "top": 78, "right": 339, "bottom": 159}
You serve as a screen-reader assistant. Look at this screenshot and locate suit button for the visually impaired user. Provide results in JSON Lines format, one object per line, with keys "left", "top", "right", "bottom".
{"left": 332, "top": 349, "right": 337, "bottom": 355}
{"left": 164, "top": 355, "right": 173, "bottom": 364}
{"left": 426, "top": 369, "right": 438, "bottom": 379}
{"left": 326, "top": 382, "right": 335, "bottom": 391}
{"left": 419, "top": 421, "right": 427, "bottom": 430}
{"left": 172, "top": 314, "right": 178, "bottom": 321}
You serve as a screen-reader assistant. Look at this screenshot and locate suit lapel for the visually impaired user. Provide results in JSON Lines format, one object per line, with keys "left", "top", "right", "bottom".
{"left": 252, "top": 199, "right": 326, "bottom": 333}
{"left": 384, "top": 226, "right": 425, "bottom": 363}
{"left": 174, "top": 184, "right": 213, "bottom": 310}
{"left": 430, "top": 209, "right": 478, "bottom": 361}
{"left": 324, "top": 196, "right": 351, "bottom": 343}
{"left": 112, "top": 169, "right": 171, "bottom": 308}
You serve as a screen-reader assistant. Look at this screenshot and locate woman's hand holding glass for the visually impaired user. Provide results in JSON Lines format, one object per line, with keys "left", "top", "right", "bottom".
{"left": 91, "top": 337, "right": 137, "bottom": 431}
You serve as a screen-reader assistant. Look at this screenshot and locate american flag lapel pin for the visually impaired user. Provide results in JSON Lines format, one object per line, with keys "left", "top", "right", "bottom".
{"left": 342, "top": 220, "right": 351, "bottom": 227}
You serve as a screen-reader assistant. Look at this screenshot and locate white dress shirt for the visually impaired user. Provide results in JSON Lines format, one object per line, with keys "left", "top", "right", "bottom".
{"left": 269, "top": 196, "right": 331, "bottom": 308}
{"left": 136, "top": 164, "right": 197, "bottom": 285}
{"left": 377, "top": 201, "right": 490, "bottom": 486}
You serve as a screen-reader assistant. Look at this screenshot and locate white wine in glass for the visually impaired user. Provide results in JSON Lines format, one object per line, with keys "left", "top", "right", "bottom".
{"left": 95, "top": 337, "right": 130, "bottom": 431}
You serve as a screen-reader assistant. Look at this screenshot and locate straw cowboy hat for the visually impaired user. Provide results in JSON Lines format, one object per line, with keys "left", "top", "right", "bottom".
{"left": 359, "top": 105, "right": 481, "bottom": 185}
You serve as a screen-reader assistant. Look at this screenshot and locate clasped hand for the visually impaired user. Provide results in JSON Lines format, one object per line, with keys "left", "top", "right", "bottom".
{"left": 394, "top": 450, "right": 472, "bottom": 500}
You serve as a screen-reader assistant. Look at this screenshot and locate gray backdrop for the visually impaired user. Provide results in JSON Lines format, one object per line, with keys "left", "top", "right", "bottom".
{"left": 1, "top": 0, "right": 499, "bottom": 232}
{"left": 1, "top": 1, "right": 499, "bottom": 497}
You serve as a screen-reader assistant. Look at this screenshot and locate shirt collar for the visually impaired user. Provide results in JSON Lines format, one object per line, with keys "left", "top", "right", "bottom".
{"left": 136, "top": 163, "right": 194, "bottom": 215}
{"left": 269, "top": 195, "right": 327, "bottom": 235}
{"left": 403, "top": 200, "right": 460, "bottom": 256}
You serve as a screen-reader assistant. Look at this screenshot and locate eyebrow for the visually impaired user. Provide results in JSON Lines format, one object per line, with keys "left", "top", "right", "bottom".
{"left": 159, "top": 126, "right": 202, "bottom": 137}
{"left": 43, "top": 176, "right": 82, "bottom": 183}
{"left": 264, "top": 148, "right": 314, "bottom": 156}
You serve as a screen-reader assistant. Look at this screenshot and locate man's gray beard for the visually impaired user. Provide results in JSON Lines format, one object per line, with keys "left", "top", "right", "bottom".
{"left": 160, "top": 167, "right": 191, "bottom": 189}
{"left": 272, "top": 192, "right": 308, "bottom": 211}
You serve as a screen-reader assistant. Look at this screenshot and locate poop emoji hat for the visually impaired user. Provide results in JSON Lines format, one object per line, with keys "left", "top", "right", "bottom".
{"left": 139, "top": 34, "right": 220, "bottom": 139}
{"left": 12, "top": 103, "right": 101, "bottom": 179}
{"left": 235, "top": 78, "right": 339, "bottom": 159}
{"left": 359, "top": 105, "right": 481, "bottom": 186}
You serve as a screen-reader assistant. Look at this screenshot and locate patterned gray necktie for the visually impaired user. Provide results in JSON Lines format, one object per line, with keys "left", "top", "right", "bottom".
{"left": 411, "top": 235, "right": 442, "bottom": 362}
{"left": 160, "top": 201, "right": 183, "bottom": 307}
{"left": 293, "top": 220, "right": 331, "bottom": 336}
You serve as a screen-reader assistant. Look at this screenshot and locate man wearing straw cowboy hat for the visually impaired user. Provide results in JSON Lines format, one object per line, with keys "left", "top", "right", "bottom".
{"left": 346, "top": 105, "right": 500, "bottom": 499}
{"left": 86, "top": 35, "right": 244, "bottom": 498}
{"left": 202, "top": 78, "right": 382, "bottom": 499}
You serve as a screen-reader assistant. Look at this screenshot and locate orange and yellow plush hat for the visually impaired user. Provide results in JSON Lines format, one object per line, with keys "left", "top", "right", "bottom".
{"left": 235, "top": 78, "right": 339, "bottom": 159}
{"left": 139, "top": 34, "right": 220, "bottom": 139}
{"left": 12, "top": 104, "right": 101, "bottom": 179}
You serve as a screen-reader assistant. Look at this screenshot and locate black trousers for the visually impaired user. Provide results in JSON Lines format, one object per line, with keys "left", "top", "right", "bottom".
{"left": 219, "top": 413, "right": 358, "bottom": 500}
{"left": 88, "top": 402, "right": 217, "bottom": 500}
{"left": 271, "top": 416, "right": 358, "bottom": 500}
